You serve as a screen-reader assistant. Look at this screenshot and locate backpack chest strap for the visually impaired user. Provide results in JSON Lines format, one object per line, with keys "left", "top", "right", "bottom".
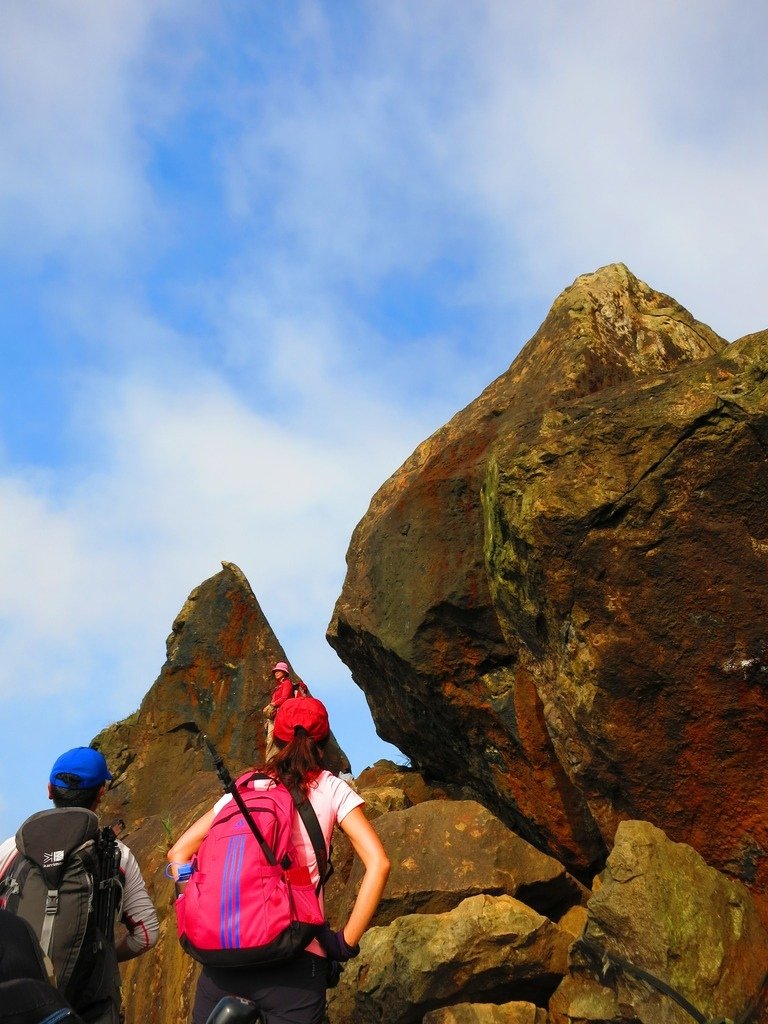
{"left": 39, "top": 888, "right": 60, "bottom": 959}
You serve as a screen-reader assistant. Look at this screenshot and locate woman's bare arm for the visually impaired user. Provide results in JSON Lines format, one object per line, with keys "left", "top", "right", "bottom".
{"left": 338, "top": 806, "right": 390, "bottom": 947}
{"left": 166, "top": 808, "right": 216, "bottom": 877}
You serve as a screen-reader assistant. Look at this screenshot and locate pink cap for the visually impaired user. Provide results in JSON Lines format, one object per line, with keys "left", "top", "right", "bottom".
{"left": 274, "top": 697, "right": 330, "bottom": 744}
{"left": 271, "top": 662, "right": 290, "bottom": 675}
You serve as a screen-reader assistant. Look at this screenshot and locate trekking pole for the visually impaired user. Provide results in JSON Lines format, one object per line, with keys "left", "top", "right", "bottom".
{"left": 202, "top": 735, "right": 284, "bottom": 868}
{"left": 203, "top": 735, "right": 234, "bottom": 792}
{"left": 203, "top": 733, "right": 329, "bottom": 886}
{"left": 96, "top": 819, "right": 125, "bottom": 942}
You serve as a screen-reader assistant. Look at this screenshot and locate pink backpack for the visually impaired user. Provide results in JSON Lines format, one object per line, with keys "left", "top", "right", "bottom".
{"left": 176, "top": 772, "right": 326, "bottom": 966}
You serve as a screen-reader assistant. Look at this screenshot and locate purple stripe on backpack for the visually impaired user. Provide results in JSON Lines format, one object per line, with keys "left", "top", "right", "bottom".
{"left": 220, "top": 840, "right": 232, "bottom": 948}
{"left": 231, "top": 836, "right": 245, "bottom": 947}
{"left": 221, "top": 836, "right": 245, "bottom": 949}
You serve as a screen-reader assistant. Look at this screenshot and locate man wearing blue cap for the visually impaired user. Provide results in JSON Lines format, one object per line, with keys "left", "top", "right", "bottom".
{"left": 0, "top": 746, "right": 159, "bottom": 1024}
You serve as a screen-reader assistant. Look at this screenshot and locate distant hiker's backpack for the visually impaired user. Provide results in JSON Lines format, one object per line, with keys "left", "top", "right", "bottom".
{"left": 176, "top": 772, "right": 326, "bottom": 967}
{"left": 0, "top": 807, "right": 122, "bottom": 1004}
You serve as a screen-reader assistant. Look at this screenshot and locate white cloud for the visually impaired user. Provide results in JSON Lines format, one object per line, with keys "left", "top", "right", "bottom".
{"left": 0, "top": 4, "right": 143, "bottom": 257}
{"left": 2, "top": 0, "right": 765, "bottom": 337}
{"left": 0, "top": 478, "right": 96, "bottom": 635}
{"left": 219, "top": 7, "right": 484, "bottom": 289}
{"left": 449, "top": 0, "right": 768, "bottom": 336}
{"left": 0, "top": 0, "right": 211, "bottom": 265}
{"left": 0, "top": 342, "right": 429, "bottom": 705}
{"left": 1, "top": 0, "right": 767, "bottom": 839}
{"left": 215, "top": 2, "right": 767, "bottom": 337}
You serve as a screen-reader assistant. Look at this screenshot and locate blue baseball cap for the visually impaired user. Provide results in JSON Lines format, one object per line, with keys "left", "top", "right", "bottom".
{"left": 49, "top": 747, "right": 113, "bottom": 789}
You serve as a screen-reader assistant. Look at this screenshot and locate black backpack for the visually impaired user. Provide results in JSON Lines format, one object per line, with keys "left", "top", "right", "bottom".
{"left": 0, "top": 808, "right": 121, "bottom": 1005}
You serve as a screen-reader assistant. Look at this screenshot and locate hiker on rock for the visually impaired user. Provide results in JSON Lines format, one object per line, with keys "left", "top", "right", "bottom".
{"left": 0, "top": 746, "right": 159, "bottom": 1024}
{"left": 262, "top": 662, "right": 310, "bottom": 763}
{"left": 169, "top": 696, "right": 390, "bottom": 1024}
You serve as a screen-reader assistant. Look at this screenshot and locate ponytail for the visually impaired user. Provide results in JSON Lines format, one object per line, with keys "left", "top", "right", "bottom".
{"left": 266, "top": 729, "right": 328, "bottom": 794}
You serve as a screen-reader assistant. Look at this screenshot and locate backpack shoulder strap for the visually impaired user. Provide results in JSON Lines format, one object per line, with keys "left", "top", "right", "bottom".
{"left": 234, "top": 769, "right": 261, "bottom": 789}
{"left": 231, "top": 772, "right": 331, "bottom": 885}
{"left": 289, "top": 788, "right": 331, "bottom": 893}
{"left": 0, "top": 852, "right": 31, "bottom": 904}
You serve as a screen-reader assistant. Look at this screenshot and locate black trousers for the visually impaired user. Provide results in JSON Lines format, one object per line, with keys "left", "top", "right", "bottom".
{"left": 192, "top": 953, "right": 327, "bottom": 1024}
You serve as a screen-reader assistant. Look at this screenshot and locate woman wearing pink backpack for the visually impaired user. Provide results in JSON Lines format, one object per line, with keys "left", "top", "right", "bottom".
{"left": 169, "top": 697, "right": 390, "bottom": 1024}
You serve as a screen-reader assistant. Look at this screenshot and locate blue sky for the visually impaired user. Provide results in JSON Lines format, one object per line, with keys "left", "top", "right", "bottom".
{"left": 1, "top": 0, "right": 766, "bottom": 840}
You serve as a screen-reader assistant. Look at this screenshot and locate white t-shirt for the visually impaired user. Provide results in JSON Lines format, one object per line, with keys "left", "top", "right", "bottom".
{"left": 212, "top": 769, "right": 364, "bottom": 956}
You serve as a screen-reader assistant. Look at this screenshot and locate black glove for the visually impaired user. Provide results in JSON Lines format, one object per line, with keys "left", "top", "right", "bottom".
{"left": 317, "top": 922, "right": 360, "bottom": 961}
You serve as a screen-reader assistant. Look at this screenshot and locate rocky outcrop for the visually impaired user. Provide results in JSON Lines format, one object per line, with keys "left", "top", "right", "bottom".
{"left": 328, "top": 264, "right": 768, "bottom": 898}
{"left": 355, "top": 759, "right": 466, "bottom": 813}
{"left": 327, "top": 894, "right": 571, "bottom": 1024}
{"left": 100, "top": 561, "right": 348, "bottom": 823}
{"left": 323, "top": 760, "right": 466, "bottom": 927}
{"left": 94, "top": 562, "right": 348, "bottom": 1024}
{"left": 69, "top": 265, "right": 768, "bottom": 1024}
{"left": 337, "top": 800, "right": 586, "bottom": 926}
{"left": 485, "top": 325, "right": 768, "bottom": 892}
{"left": 423, "top": 1004, "right": 547, "bottom": 1023}
{"left": 550, "top": 820, "right": 768, "bottom": 1024}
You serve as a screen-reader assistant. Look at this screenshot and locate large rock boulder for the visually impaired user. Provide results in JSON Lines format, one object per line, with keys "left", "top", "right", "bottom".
{"left": 328, "top": 265, "right": 768, "bottom": 896}
{"left": 323, "top": 761, "right": 467, "bottom": 927}
{"left": 338, "top": 800, "right": 586, "bottom": 926}
{"left": 327, "top": 894, "right": 571, "bottom": 1024}
{"left": 355, "top": 759, "right": 467, "bottom": 813}
{"left": 423, "top": 1004, "right": 547, "bottom": 1023}
{"left": 94, "top": 562, "right": 349, "bottom": 1024}
{"left": 550, "top": 820, "right": 768, "bottom": 1024}
{"left": 486, "top": 327, "right": 768, "bottom": 895}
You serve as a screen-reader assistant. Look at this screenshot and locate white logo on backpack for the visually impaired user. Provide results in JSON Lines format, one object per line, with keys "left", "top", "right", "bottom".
{"left": 43, "top": 850, "right": 65, "bottom": 867}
